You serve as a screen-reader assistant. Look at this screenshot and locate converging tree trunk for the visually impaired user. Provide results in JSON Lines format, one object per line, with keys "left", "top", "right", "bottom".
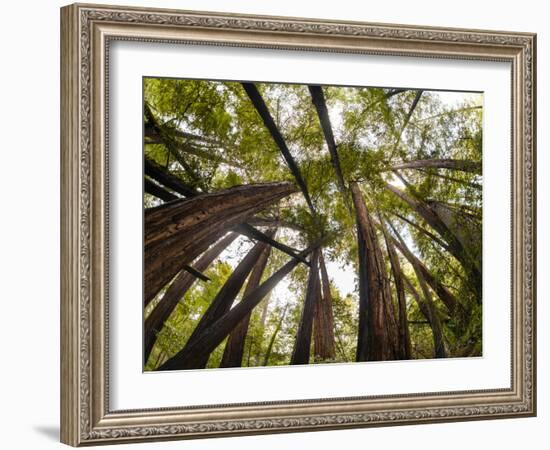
{"left": 428, "top": 202, "right": 482, "bottom": 274}
{"left": 158, "top": 243, "right": 319, "bottom": 371}
{"left": 181, "top": 233, "right": 275, "bottom": 369}
{"left": 403, "top": 272, "right": 448, "bottom": 358}
{"left": 308, "top": 85, "right": 348, "bottom": 202}
{"left": 220, "top": 237, "right": 274, "bottom": 368}
{"left": 385, "top": 182, "right": 481, "bottom": 295}
{"left": 392, "top": 158, "right": 481, "bottom": 174}
{"left": 143, "top": 232, "right": 238, "bottom": 362}
{"left": 313, "top": 251, "right": 336, "bottom": 361}
{"left": 388, "top": 223, "right": 466, "bottom": 325}
{"left": 291, "top": 249, "right": 321, "bottom": 365}
{"left": 241, "top": 82, "right": 317, "bottom": 216}
{"left": 351, "top": 183, "right": 399, "bottom": 361}
{"left": 381, "top": 224, "right": 411, "bottom": 359}
{"left": 355, "top": 225, "right": 369, "bottom": 362}
{"left": 144, "top": 182, "right": 296, "bottom": 303}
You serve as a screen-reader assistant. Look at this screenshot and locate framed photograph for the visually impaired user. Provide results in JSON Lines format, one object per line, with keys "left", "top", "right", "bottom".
{"left": 60, "top": 3, "right": 536, "bottom": 446}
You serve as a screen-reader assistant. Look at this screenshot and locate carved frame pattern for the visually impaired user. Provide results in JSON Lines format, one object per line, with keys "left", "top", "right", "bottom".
{"left": 60, "top": 3, "right": 536, "bottom": 446}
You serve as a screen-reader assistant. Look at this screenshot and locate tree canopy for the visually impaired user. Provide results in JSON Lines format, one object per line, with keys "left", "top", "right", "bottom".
{"left": 143, "top": 78, "right": 483, "bottom": 371}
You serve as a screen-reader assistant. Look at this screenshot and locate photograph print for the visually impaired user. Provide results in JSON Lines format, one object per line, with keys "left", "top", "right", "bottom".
{"left": 143, "top": 78, "right": 482, "bottom": 372}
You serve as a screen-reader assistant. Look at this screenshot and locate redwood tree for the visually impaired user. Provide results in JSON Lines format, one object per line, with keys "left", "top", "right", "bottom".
{"left": 144, "top": 182, "right": 296, "bottom": 303}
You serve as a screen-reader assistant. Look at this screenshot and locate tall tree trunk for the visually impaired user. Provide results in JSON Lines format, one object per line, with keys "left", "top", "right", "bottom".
{"left": 246, "top": 216, "right": 305, "bottom": 232}
{"left": 308, "top": 85, "right": 348, "bottom": 202}
{"left": 158, "top": 242, "right": 319, "bottom": 371}
{"left": 144, "top": 181, "right": 296, "bottom": 303}
{"left": 403, "top": 273, "right": 448, "bottom": 358}
{"left": 313, "top": 251, "right": 336, "bottom": 361}
{"left": 388, "top": 223, "right": 465, "bottom": 323}
{"left": 391, "top": 212, "right": 451, "bottom": 252}
{"left": 351, "top": 183, "right": 399, "bottom": 361}
{"left": 392, "top": 158, "right": 481, "bottom": 174}
{"left": 182, "top": 234, "right": 275, "bottom": 369}
{"left": 145, "top": 158, "right": 306, "bottom": 265}
{"left": 236, "top": 224, "right": 309, "bottom": 265}
{"left": 241, "top": 82, "right": 316, "bottom": 215}
{"left": 291, "top": 249, "right": 321, "bottom": 365}
{"left": 428, "top": 202, "right": 482, "bottom": 273}
{"left": 220, "top": 239, "right": 274, "bottom": 368}
{"left": 385, "top": 182, "right": 481, "bottom": 295}
{"left": 398, "top": 90, "right": 423, "bottom": 139}
{"left": 355, "top": 225, "right": 369, "bottom": 362}
{"left": 143, "top": 232, "right": 238, "bottom": 362}
{"left": 381, "top": 225, "right": 411, "bottom": 359}
{"left": 416, "top": 168, "right": 482, "bottom": 190}
{"left": 262, "top": 305, "right": 288, "bottom": 366}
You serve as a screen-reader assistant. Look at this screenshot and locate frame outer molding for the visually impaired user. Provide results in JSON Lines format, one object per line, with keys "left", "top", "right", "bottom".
{"left": 60, "top": 3, "right": 536, "bottom": 446}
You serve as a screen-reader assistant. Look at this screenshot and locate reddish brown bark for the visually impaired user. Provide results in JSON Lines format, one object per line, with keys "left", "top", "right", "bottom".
{"left": 385, "top": 182, "right": 481, "bottom": 294}
{"left": 381, "top": 225, "right": 412, "bottom": 360}
{"left": 158, "top": 243, "right": 319, "bottom": 371}
{"left": 241, "top": 83, "right": 316, "bottom": 215}
{"left": 355, "top": 225, "right": 369, "bottom": 362}
{"left": 308, "top": 85, "right": 348, "bottom": 202}
{"left": 351, "top": 183, "right": 399, "bottom": 361}
{"left": 182, "top": 235, "right": 275, "bottom": 369}
{"left": 144, "top": 182, "right": 296, "bottom": 303}
{"left": 388, "top": 224, "right": 465, "bottom": 321}
{"left": 291, "top": 249, "right": 321, "bottom": 365}
{"left": 220, "top": 241, "right": 273, "bottom": 368}
{"left": 313, "top": 251, "right": 336, "bottom": 361}
{"left": 143, "top": 232, "right": 238, "bottom": 362}
{"left": 403, "top": 273, "right": 448, "bottom": 358}
{"left": 392, "top": 158, "right": 481, "bottom": 174}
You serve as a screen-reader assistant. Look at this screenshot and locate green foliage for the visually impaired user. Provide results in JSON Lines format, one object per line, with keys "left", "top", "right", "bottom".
{"left": 144, "top": 78, "right": 483, "bottom": 368}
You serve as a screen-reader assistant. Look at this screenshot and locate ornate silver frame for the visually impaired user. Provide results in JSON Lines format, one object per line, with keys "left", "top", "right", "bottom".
{"left": 60, "top": 3, "right": 536, "bottom": 446}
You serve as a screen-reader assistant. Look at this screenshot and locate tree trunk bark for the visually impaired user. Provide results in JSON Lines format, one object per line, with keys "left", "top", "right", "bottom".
{"left": 308, "top": 85, "right": 348, "bottom": 202}
{"left": 313, "top": 251, "right": 336, "bottom": 361}
{"left": 241, "top": 82, "right": 316, "bottom": 215}
{"left": 290, "top": 249, "right": 320, "bottom": 365}
{"left": 246, "top": 216, "right": 304, "bottom": 232}
{"left": 144, "top": 181, "right": 296, "bottom": 304}
{"left": 355, "top": 225, "right": 369, "bottom": 362}
{"left": 381, "top": 226, "right": 412, "bottom": 359}
{"left": 183, "top": 234, "right": 275, "bottom": 369}
{"left": 399, "top": 90, "right": 423, "bottom": 136}
{"left": 291, "top": 249, "right": 321, "bottom": 365}
{"left": 392, "top": 158, "right": 481, "bottom": 174}
{"left": 385, "top": 182, "right": 481, "bottom": 295}
{"left": 404, "top": 272, "right": 448, "bottom": 358}
{"left": 236, "top": 224, "right": 309, "bottom": 265}
{"left": 351, "top": 183, "right": 399, "bottom": 361}
{"left": 143, "top": 232, "right": 238, "bottom": 362}
{"left": 388, "top": 224, "right": 466, "bottom": 324}
{"left": 392, "top": 212, "right": 451, "bottom": 252}
{"left": 158, "top": 243, "right": 318, "bottom": 371}
{"left": 416, "top": 168, "right": 482, "bottom": 190}
{"left": 428, "top": 202, "right": 482, "bottom": 273}
{"left": 145, "top": 158, "right": 306, "bottom": 265}
{"left": 220, "top": 238, "right": 274, "bottom": 368}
